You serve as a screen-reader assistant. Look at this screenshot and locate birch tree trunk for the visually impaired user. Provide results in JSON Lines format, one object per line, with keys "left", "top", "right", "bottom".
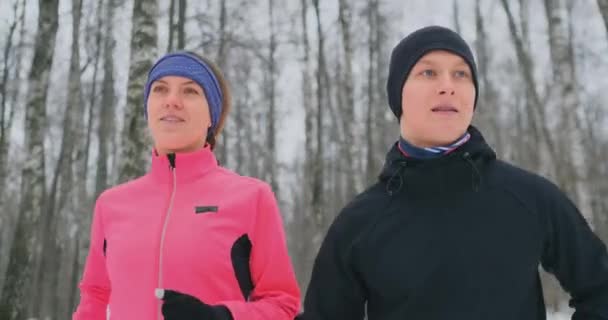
{"left": 500, "top": 0, "right": 559, "bottom": 170}
{"left": 596, "top": 0, "right": 608, "bottom": 40}
{"left": 119, "top": 0, "right": 159, "bottom": 182}
{"left": 177, "top": 0, "right": 186, "bottom": 50}
{"left": 0, "top": 0, "right": 26, "bottom": 300}
{"left": 544, "top": 0, "right": 583, "bottom": 204}
{"left": 365, "top": 0, "right": 379, "bottom": 184}
{"left": 35, "top": 0, "right": 84, "bottom": 317}
{"left": 83, "top": 0, "right": 106, "bottom": 191}
{"left": 96, "top": 0, "right": 117, "bottom": 198}
{"left": 474, "top": 0, "right": 503, "bottom": 154}
{"left": 265, "top": 0, "right": 279, "bottom": 194}
{"left": 452, "top": 0, "right": 461, "bottom": 34}
{"left": 215, "top": 0, "right": 229, "bottom": 166}
{"left": 0, "top": 1, "right": 59, "bottom": 319}
{"left": 338, "top": 0, "right": 357, "bottom": 200}
{"left": 311, "top": 0, "right": 326, "bottom": 228}
{"left": 168, "top": 0, "right": 176, "bottom": 51}
{"left": 0, "top": 0, "right": 21, "bottom": 197}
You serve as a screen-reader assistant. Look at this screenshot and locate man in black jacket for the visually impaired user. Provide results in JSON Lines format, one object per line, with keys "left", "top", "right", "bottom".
{"left": 300, "top": 25, "right": 608, "bottom": 320}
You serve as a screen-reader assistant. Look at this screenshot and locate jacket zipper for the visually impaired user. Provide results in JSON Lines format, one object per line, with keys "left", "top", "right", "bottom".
{"left": 157, "top": 166, "right": 177, "bottom": 320}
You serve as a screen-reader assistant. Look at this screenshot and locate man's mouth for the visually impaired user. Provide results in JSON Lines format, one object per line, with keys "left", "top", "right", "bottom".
{"left": 432, "top": 105, "right": 458, "bottom": 113}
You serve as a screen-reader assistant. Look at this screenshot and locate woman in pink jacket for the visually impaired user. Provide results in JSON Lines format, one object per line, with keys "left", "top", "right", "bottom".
{"left": 73, "top": 51, "right": 301, "bottom": 320}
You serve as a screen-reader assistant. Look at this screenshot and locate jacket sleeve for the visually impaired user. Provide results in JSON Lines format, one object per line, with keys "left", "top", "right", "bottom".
{"left": 300, "top": 205, "right": 366, "bottom": 320}
{"left": 540, "top": 183, "right": 608, "bottom": 319}
{"left": 72, "top": 198, "right": 111, "bottom": 320}
{"left": 221, "top": 184, "right": 301, "bottom": 320}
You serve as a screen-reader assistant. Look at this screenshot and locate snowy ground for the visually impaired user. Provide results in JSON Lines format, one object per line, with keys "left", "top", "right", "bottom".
{"left": 547, "top": 310, "right": 573, "bottom": 320}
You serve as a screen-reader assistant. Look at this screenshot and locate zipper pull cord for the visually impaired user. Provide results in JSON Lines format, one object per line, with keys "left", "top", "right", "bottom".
{"left": 167, "top": 153, "right": 176, "bottom": 170}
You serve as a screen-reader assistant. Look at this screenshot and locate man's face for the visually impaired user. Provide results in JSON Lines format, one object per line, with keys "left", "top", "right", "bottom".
{"left": 400, "top": 50, "right": 475, "bottom": 147}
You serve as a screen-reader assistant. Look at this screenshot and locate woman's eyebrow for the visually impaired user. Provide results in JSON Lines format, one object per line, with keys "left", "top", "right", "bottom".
{"left": 180, "top": 80, "right": 197, "bottom": 86}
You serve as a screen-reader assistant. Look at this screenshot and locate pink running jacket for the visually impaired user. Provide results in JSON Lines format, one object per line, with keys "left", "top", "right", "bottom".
{"left": 73, "top": 147, "right": 300, "bottom": 319}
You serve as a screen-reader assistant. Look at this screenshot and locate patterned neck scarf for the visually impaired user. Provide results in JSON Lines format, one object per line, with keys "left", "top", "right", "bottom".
{"left": 398, "top": 132, "right": 471, "bottom": 159}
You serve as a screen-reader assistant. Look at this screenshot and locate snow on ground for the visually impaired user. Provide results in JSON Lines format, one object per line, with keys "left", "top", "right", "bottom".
{"left": 547, "top": 310, "right": 573, "bottom": 320}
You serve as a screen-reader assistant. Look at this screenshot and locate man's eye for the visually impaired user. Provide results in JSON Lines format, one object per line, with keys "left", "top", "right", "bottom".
{"left": 421, "top": 69, "right": 436, "bottom": 77}
{"left": 454, "top": 70, "right": 469, "bottom": 78}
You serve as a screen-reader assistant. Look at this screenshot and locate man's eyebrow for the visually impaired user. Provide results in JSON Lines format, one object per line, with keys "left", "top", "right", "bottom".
{"left": 415, "top": 59, "right": 435, "bottom": 66}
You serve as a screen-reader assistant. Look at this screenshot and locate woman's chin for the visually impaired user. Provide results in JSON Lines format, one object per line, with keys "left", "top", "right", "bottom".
{"left": 155, "top": 140, "right": 205, "bottom": 154}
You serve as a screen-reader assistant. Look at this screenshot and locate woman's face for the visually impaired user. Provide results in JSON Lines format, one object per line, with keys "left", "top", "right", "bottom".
{"left": 146, "top": 75, "right": 211, "bottom": 155}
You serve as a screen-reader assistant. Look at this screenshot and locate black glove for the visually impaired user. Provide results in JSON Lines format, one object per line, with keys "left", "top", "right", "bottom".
{"left": 158, "top": 289, "right": 234, "bottom": 320}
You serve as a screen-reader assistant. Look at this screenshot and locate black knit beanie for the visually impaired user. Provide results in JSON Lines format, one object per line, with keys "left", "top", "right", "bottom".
{"left": 386, "top": 25, "right": 479, "bottom": 120}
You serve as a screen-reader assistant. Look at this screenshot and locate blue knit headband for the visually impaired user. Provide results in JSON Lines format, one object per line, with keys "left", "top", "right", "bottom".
{"left": 143, "top": 52, "right": 223, "bottom": 133}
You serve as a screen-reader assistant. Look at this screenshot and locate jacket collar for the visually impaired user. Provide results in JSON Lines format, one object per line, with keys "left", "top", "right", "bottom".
{"left": 379, "top": 126, "right": 497, "bottom": 197}
{"left": 149, "top": 146, "right": 219, "bottom": 184}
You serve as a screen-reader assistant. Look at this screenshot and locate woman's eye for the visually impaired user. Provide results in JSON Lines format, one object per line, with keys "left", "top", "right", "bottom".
{"left": 184, "top": 87, "right": 199, "bottom": 95}
{"left": 152, "top": 85, "right": 167, "bottom": 93}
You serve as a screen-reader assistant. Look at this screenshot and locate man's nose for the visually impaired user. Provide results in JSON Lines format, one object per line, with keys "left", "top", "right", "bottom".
{"left": 437, "top": 74, "right": 455, "bottom": 96}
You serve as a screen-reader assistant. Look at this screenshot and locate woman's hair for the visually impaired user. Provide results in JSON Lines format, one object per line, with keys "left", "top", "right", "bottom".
{"left": 186, "top": 51, "right": 232, "bottom": 150}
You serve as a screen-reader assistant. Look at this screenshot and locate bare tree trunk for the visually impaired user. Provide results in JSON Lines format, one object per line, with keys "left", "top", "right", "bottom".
{"left": 293, "top": 0, "right": 316, "bottom": 292}
{"left": 215, "top": 0, "right": 228, "bottom": 69}
{"left": 500, "top": 0, "right": 559, "bottom": 167}
{"left": 474, "top": 0, "right": 503, "bottom": 153}
{"left": 0, "top": 0, "right": 59, "bottom": 319}
{"left": 519, "top": 0, "right": 531, "bottom": 50}
{"left": 502, "top": 0, "right": 575, "bottom": 311}
{"left": 0, "top": 0, "right": 26, "bottom": 300}
{"left": 515, "top": 0, "right": 542, "bottom": 170}
{"left": 513, "top": 0, "right": 542, "bottom": 171}
{"left": 0, "top": 0, "right": 23, "bottom": 201}
{"left": 233, "top": 56, "right": 251, "bottom": 174}
{"left": 68, "top": 232, "right": 82, "bottom": 317}
{"left": 513, "top": 94, "right": 526, "bottom": 164}
{"left": 300, "top": 0, "right": 313, "bottom": 203}
{"left": 119, "top": 0, "right": 159, "bottom": 183}
{"left": 333, "top": 55, "right": 346, "bottom": 205}
{"left": 597, "top": 0, "right": 608, "bottom": 40}
{"left": 452, "top": 0, "right": 461, "bottom": 34}
{"left": 168, "top": 0, "right": 176, "bottom": 51}
{"left": 215, "top": 0, "right": 229, "bottom": 166}
{"left": 311, "top": 0, "right": 325, "bottom": 229}
{"left": 338, "top": 0, "right": 357, "bottom": 200}
{"left": 265, "top": 0, "right": 279, "bottom": 194}
{"left": 177, "top": 0, "right": 186, "bottom": 50}
{"left": 0, "top": 198, "right": 18, "bottom": 300}
{"left": 365, "top": 0, "right": 378, "bottom": 183}
{"left": 64, "top": 0, "right": 90, "bottom": 314}
{"left": 544, "top": 0, "right": 586, "bottom": 212}
{"left": 583, "top": 104, "right": 608, "bottom": 243}
{"left": 83, "top": 0, "right": 106, "bottom": 193}
{"left": 96, "top": 0, "right": 116, "bottom": 198}
{"left": 583, "top": 3, "right": 608, "bottom": 245}
{"left": 567, "top": 0, "right": 600, "bottom": 230}
{"left": 168, "top": 0, "right": 186, "bottom": 52}
{"left": 34, "top": 1, "right": 83, "bottom": 317}
{"left": 0, "top": 0, "right": 18, "bottom": 144}
{"left": 373, "top": 1, "right": 391, "bottom": 153}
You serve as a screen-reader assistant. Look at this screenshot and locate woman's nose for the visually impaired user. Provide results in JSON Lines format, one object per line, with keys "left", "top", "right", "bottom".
{"left": 164, "top": 89, "right": 183, "bottom": 109}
